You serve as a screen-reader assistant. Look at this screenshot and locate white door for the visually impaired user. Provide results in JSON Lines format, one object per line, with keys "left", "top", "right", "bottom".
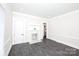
{"left": 13, "top": 18, "right": 25, "bottom": 44}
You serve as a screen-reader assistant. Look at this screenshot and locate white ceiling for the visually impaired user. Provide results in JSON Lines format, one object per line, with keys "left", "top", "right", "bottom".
{"left": 9, "top": 3, "right": 79, "bottom": 18}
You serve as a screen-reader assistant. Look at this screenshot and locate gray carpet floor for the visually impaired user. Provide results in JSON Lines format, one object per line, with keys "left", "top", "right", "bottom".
{"left": 9, "top": 39, "right": 79, "bottom": 56}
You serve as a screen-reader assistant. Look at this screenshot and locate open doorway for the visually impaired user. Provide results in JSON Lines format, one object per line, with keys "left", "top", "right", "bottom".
{"left": 43, "top": 23, "right": 47, "bottom": 41}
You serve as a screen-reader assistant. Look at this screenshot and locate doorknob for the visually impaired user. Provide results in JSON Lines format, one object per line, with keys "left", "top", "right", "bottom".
{"left": 21, "top": 34, "right": 24, "bottom": 36}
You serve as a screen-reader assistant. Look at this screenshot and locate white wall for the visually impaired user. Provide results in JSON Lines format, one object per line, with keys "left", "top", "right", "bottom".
{"left": 0, "top": 4, "right": 12, "bottom": 56}
{"left": 0, "top": 5, "right": 5, "bottom": 56}
{"left": 48, "top": 10, "right": 79, "bottom": 49}
{"left": 13, "top": 12, "right": 46, "bottom": 45}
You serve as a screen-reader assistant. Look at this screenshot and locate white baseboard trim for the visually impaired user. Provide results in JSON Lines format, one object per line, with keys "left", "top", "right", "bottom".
{"left": 30, "top": 40, "right": 42, "bottom": 44}
{"left": 4, "top": 39, "right": 12, "bottom": 56}
{"left": 48, "top": 34, "right": 79, "bottom": 49}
